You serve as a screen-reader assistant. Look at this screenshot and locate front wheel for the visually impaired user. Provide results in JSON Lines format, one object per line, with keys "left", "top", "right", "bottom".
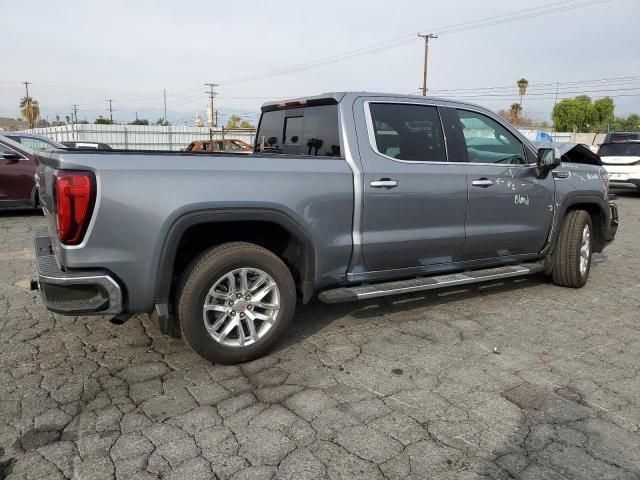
{"left": 551, "top": 210, "right": 593, "bottom": 288}
{"left": 176, "top": 242, "right": 296, "bottom": 364}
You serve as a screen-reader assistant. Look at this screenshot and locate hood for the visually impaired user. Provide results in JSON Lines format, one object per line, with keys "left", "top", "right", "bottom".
{"left": 533, "top": 141, "right": 601, "bottom": 166}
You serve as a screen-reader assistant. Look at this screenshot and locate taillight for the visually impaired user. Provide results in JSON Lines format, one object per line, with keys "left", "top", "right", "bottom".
{"left": 54, "top": 171, "right": 94, "bottom": 245}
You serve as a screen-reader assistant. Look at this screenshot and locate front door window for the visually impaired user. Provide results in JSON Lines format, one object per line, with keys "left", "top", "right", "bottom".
{"left": 455, "top": 110, "right": 526, "bottom": 165}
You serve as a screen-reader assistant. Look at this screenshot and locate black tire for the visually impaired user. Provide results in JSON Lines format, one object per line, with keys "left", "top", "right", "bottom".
{"left": 176, "top": 242, "right": 296, "bottom": 364}
{"left": 551, "top": 210, "right": 593, "bottom": 288}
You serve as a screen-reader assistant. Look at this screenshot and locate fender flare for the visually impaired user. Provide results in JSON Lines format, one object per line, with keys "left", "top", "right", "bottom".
{"left": 153, "top": 208, "right": 317, "bottom": 305}
{"left": 541, "top": 193, "right": 609, "bottom": 256}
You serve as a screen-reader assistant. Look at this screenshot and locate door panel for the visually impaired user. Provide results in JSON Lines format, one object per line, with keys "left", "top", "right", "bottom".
{"left": 463, "top": 164, "right": 554, "bottom": 258}
{"left": 449, "top": 108, "right": 554, "bottom": 259}
{"left": 355, "top": 100, "right": 468, "bottom": 271}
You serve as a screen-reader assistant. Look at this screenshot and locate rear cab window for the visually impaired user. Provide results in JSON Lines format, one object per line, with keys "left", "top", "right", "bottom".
{"left": 255, "top": 103, "right": 342, "bottom": 157}
{"left": 368, "top": 103, "right": 447, "bottom": 162}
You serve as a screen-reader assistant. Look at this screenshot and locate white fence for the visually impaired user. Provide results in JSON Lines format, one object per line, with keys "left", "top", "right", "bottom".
{"left": 21, "top": 124, "right": 256, "bottom": 151}
{"left": 19, "top": 124, "right": 605, "bottom": 151}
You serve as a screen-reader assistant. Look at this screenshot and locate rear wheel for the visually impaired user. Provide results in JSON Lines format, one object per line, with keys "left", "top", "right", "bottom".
{"left": 551, "top": 210, "right": 593, "bottom": 288}
{"left": 176, "top": 242, "right": 296, "bottom": 364}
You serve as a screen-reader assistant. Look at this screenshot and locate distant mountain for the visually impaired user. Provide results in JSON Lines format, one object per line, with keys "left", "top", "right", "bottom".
{"left": 0, "top": 117, "right": 27, "bottom": 131}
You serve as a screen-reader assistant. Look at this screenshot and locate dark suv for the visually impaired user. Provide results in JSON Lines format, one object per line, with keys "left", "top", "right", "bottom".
{"left": 0, "top": 136, "right": 40, "bottom": 208}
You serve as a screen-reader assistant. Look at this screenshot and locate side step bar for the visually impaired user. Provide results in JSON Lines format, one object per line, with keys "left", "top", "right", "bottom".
{"left": 318, "top": 263, "right": 544, "bottom": 304}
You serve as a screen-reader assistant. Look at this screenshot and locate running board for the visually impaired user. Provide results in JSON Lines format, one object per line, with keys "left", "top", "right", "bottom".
{"left": 318, "top": 263, "right": 544, "bottom": 304}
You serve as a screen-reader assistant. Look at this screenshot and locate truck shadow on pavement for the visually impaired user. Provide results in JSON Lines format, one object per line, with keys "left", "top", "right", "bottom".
{"left": 0, "top": 208, "right": 43, "bottom": 218}
{"left": 278, "top": 273, "right": 552, "bottom": 350}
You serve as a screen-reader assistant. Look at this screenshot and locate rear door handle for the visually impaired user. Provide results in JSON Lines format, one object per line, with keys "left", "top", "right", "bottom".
{"left": 471, "top": 178, "right": 494, "bottom": 188}
{"left": 370, "top": 179, "right": 399, "bottom": 188}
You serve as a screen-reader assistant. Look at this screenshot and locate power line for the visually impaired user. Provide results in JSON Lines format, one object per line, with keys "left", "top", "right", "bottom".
{"left": 428, "top": 75, "right": 640, "bottom": 94}
{"left": 217, "top": 0, "right": 612, "bottom": 86}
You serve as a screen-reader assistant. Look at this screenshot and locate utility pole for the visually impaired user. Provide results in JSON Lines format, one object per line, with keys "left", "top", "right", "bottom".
{"left": 72, "top": 104, "right": 79, "bottom": 124}
{"left": 205, "top": 83, "right": 218, "bottom": 127}
{"left": 205, "top": 83, "right": 218, "bottom": 146}
{"left": 417, "top": 33, "right": 438, "bottom": 96}
{"left": 106, "top": 99, "right": 114, "bottom": 122}
{"left": 23, "top": 81, "right": 31, "bottom": 100}
{"left": 163, "top": 88, "right": 168, "bottom": 125}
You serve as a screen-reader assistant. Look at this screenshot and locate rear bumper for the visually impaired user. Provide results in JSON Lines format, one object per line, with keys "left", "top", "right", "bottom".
{"left": 34, "top": 234, "right": 123, "bottom": 315}
{"left": 603, "top": 165, "right": 640, "bottom": 189}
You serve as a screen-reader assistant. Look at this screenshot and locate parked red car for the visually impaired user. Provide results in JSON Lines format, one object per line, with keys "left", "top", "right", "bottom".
{"left": 0, "top": 135, "right": 41, "bottom": 208}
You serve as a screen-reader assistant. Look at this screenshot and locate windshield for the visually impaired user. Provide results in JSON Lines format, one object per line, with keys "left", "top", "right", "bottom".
{"left": 598, "top": 143, "right": 640, "bottom": 157}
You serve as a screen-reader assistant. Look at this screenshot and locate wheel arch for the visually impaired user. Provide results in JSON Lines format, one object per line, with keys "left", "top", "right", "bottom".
{"left": 547, "top": 194, "right": 609, "bottom": 255}
{"left": 153, "top": 208, "right": 316, "bottom": 307}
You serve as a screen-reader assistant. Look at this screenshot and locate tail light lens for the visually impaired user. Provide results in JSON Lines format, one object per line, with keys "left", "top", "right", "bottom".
{"left": 54, "top": 171, "right": 94, "bottom": 245}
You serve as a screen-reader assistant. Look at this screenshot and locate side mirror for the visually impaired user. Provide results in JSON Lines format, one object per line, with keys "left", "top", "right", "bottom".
{"left": 2, "top": 151, "right": 22, "bottom": 161}
{"left": 536, "top": 147, "right": 561, "bottom": 176}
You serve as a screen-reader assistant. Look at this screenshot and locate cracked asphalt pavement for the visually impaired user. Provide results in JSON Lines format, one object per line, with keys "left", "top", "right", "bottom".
{"left": 1, "top": 192, "right": 639, "bottom": 479}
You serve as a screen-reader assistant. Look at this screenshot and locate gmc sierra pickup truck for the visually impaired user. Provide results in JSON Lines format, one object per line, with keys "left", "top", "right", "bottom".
{"left": 33, "top": 92, "right": 618, "bottom": 364}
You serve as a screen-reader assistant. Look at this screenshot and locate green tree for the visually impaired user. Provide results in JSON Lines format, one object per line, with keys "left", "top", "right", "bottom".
{"left": 94, "top": 116, "right": 113, "bottom": 125}
{"left": 19, "top": 96, "right": 40, "bottom": 129}
{"left": 156, "top": 118, "right": 168, "bottom": 126}
{"left": 129, "top": 119, "right": 149, "bottom": 125}
{"left": 226, "top": 114, "right": 241, "bottom": 129}
{"left": 552, "top": 96, "right": 599, "bottom": 131}
{"left": 593, "top": 97, "right": 614, "bottom": 128}
{"left": 610, "top": 113, "right": 640, "bottom": 132}
{"left": 239, "top": 120, "right": 254, "bottom": 129}
{"left": 517, "top": 78, "right": 528, "bottom": 107}
{"left": 510, "top": 103, "right": 522, "bottom": 123}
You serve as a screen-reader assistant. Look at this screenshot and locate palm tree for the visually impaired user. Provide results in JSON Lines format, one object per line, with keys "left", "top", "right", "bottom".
{"left": 517, "top": 78, "right": 529, "bottom": 107}
{"left": 20, "top": 96, "right": 40, "bottom": 129}
{"left": 510, "top": 103, "right": 522, "bottom": 124}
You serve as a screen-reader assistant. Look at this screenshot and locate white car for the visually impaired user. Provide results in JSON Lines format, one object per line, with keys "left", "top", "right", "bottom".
{"left": 599, "top": 141, "right": 640, "bottom": 190}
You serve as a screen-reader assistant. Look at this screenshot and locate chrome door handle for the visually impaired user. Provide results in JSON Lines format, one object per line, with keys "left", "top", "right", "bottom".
{"left": 471, "top": 179, "right": 494, "bottom": 187}
{"left": 370, "top": 179, "right": 398, "bottom": 188}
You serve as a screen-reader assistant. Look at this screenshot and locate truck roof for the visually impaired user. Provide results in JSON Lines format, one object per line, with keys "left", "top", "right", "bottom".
{"left": 261, "top": 91, "right": 490, "bottom": 113}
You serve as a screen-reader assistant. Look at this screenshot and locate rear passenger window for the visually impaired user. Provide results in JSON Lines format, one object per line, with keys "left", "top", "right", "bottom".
{"left": 455, "top": 110, "right": 526, "bottom": 164}
{"left": 256, "top": 105, "right": 341, "bottom": 157}
{"left": 369, "top": 103, "right": 446, "bottom": 162}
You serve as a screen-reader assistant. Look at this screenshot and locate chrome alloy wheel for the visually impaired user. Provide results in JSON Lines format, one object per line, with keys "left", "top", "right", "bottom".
{"left": 579, "top": 224, "right": 591, "bottom": 276}
{"left": 202, "top": 268, "right": 280, "bottom": 347}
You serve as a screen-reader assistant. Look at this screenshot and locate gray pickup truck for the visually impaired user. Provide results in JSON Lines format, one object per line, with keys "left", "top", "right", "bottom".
{"left": 33, "top": 92, "right": 618, "bottom": 363}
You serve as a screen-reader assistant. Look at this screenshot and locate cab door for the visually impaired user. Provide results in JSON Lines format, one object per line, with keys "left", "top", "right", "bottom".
{"left": 447, "top": 108, "right": 554, "bottom": 260}
{"left": 355, "top": 99, "right": 468, "bottom": 272}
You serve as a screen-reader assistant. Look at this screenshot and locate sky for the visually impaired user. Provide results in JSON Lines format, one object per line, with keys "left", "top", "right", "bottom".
{"left": 1, "top": 0, "right": 639, "bottom": 125}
